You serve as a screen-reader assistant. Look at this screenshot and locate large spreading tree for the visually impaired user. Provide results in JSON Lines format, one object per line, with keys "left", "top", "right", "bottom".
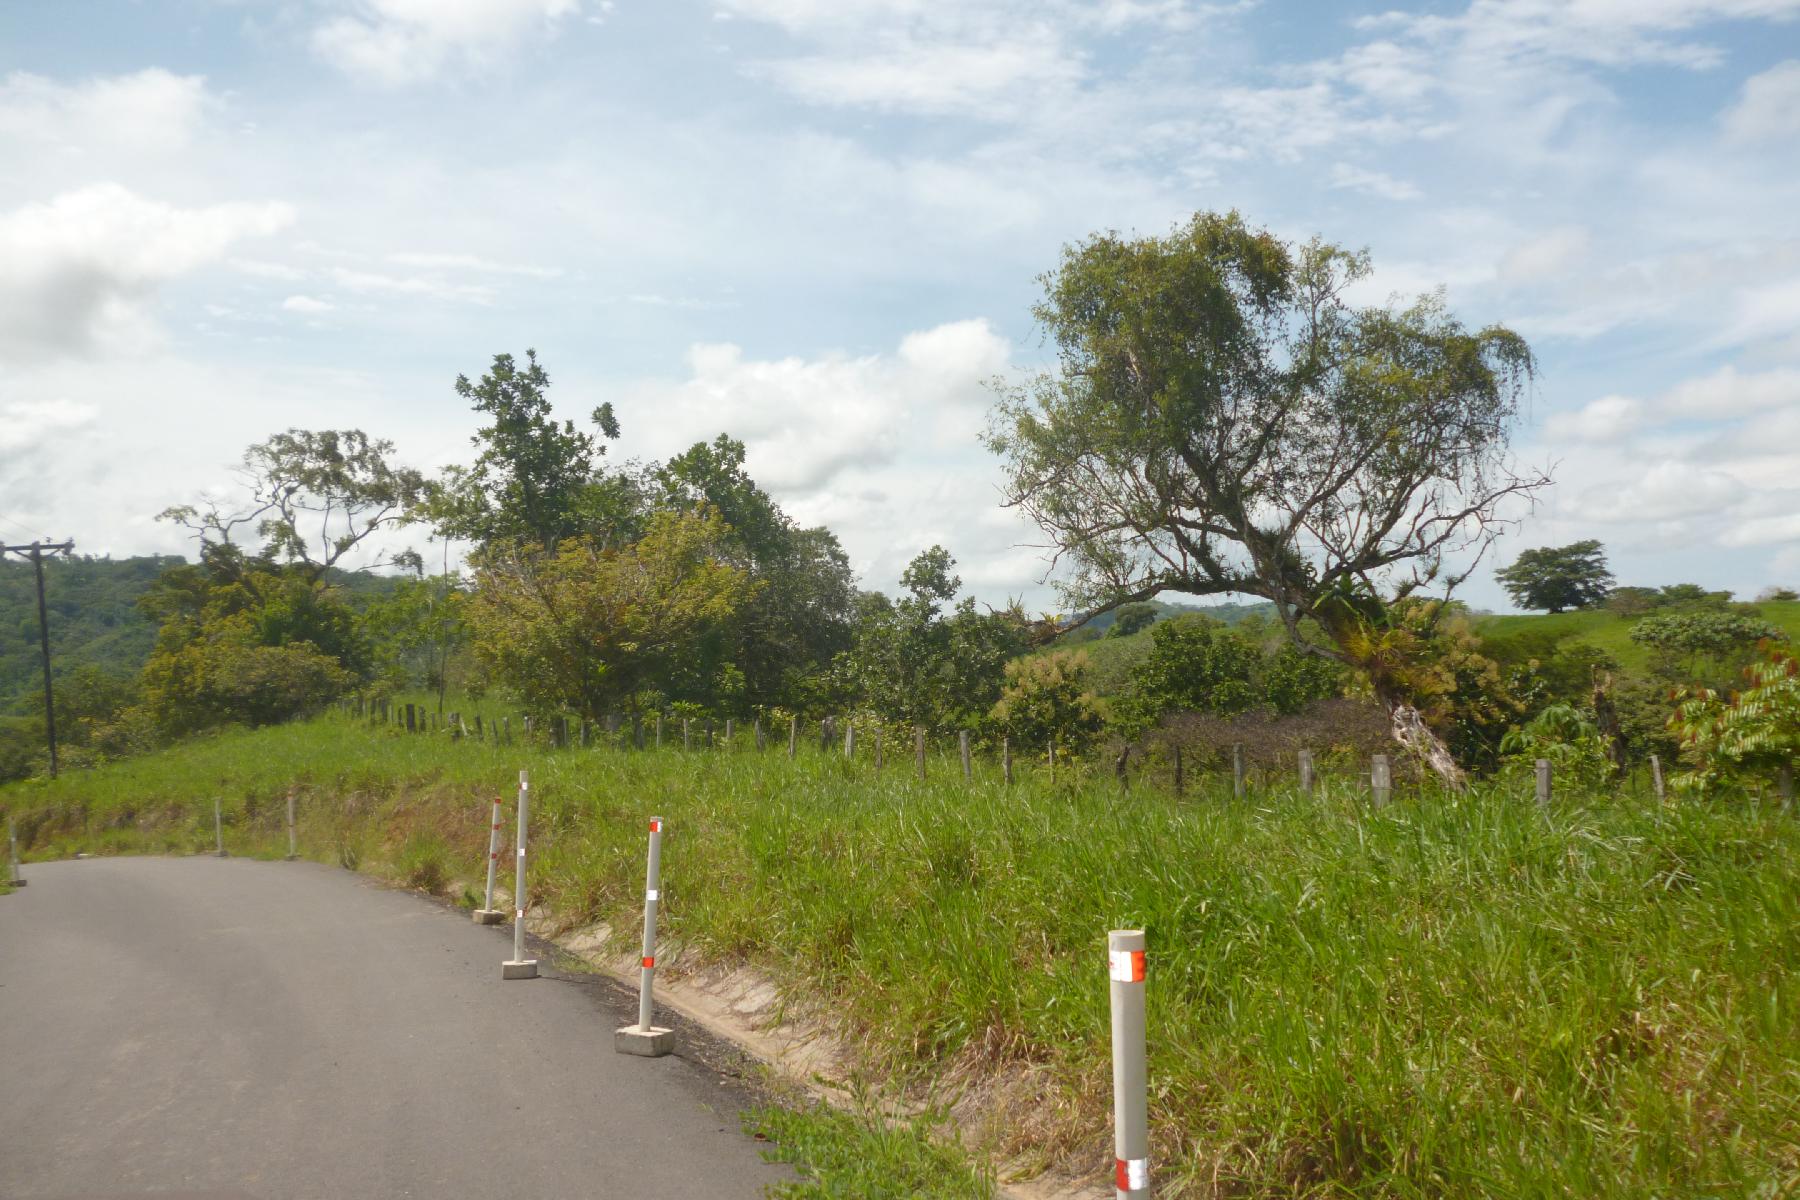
{"left": 985, "top": 211, "right": 1549, "bottom": 781}
{"left": 1496, "top": 540, "right": 1613, "bottom": 612}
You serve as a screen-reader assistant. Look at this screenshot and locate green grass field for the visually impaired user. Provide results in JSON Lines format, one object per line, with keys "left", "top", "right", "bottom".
{"left": 5, "top": 710, "right": 1798, "bottom": 1197}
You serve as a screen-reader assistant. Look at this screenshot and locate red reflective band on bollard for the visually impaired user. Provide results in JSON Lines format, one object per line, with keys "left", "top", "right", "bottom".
{"left": 1108, "top": 949, "right": 1146, "bottom": 983}
{"left": 642, "top": 955, "right": 655, "bottom": 969}
{"left": 649, "top": 818, "right": 662, "bottom": 833}
{"left": 1115, "top": 1158, "right": 1149, "bottom": 1191}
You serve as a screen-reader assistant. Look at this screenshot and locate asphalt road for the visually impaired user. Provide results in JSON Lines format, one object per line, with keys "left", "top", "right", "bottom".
{"left": 0, "top": 856, "right": 790, "bottom": 1199}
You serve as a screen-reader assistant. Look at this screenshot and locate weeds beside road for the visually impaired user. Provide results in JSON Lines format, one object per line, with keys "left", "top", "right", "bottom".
{"left": 5, "top": 714, "right": 1798, "bottom": 1196}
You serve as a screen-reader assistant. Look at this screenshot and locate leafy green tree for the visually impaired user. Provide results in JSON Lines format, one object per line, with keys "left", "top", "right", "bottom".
{"left": 1495, "top": 540, "right": 1613, "bottom": 613}
{"left": 989, "top": 651, "right": 1107, "bottom": 757}
{"left": 985, "top": 210, "right": 1545, "bottom": 782}
{"left": 1107, "top": 602, "right": 1158, "bottom": 639}
{"left": 462, "top": 508, "right": 758, "bottom": 720}
{"left": 842, "top": 547, "right": 1028, "bottom": 730}
{"left": 426, "top": 350, "right": 630, "bottom": 549}
{"left": 1604, "top": 586, "right": 1663, "bottom": 617}
{"left": 1630, "top": 611, "right": 1786, "bottom": 686}
{"left": 1658, "top": 583, "right": 1732, "bottom": 608}
{"left": 1118, "top": 617, "right": 1262, "bottom": 729}
{"left": 654, "top": 435, "right": 857, "bottom": 711}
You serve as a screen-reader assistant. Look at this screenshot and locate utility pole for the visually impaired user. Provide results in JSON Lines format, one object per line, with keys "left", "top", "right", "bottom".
{"left": 4, "top": 540, "right": 74, "bottom": 778}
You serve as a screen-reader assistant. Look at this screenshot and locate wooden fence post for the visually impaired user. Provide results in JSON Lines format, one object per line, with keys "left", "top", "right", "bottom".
{"left": 844, "top": 722, "right": 856, "bottom": 759}
{"left": 683, "top": 718, "right": 691, "bottom": 752}
{"left": 1535, "top": 758, "right": 1552, "bottom": 807}
{"left": 1232, "top": 743, "right": 1245, "bottom": 799}
{"left": 874, "top": 728, "right": 884, "bottom": 771}
{"left": 915, "top": 726, "right": 926, "bottom": 781}
{"left": 1172, "top": 744, "right": 1183, "bottom": 798}
{"left": 788, "top": 715, "right": 798, "bottom": 759}
{"left": 960, "top": 730, "right": 972, "bottom": 781}
{"left": 754, "top": 717, "right": 765, "bottom": 751}
{"left": 1002, "top": 736, "right": 1013, "bottom": 786}
{"left": 1650, "top": 753, "right": 1666, "bottom": 800}
{"left": 1298, "top": 749, "right": 1315, "bottom": 797}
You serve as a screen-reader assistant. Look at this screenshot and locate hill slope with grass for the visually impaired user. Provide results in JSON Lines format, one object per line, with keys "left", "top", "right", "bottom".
{"left": 5, "top": 712, "right": 1796, "bottom": 1197}
{"left": 1472, "top": 600, "right": 1800, "bottom": 673}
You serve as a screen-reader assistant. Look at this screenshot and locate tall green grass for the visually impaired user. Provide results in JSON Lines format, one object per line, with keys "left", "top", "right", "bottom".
{"left": 4, "top": 714, "right": 1797, "bottom": 1196}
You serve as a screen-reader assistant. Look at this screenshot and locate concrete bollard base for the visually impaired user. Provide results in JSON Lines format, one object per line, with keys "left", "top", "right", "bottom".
{"left": 614, "top": 1025, "right": 675, "bottom": 1057}
{"left": 7, "top": 879, "right": 23, "bottom": 886}
{"left": 473, "top": 908, "right": 506, "bottom": 925}
{"left": 502, "top": 958, "right": 538, "bottom": 980}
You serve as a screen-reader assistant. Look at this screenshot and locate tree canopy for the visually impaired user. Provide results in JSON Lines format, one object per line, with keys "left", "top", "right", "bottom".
{"left": 986, "top": 210, "right": 1546, "bottom": 777}
{"left": 1496, "top": 540, "right": 1613, "bottom": 613}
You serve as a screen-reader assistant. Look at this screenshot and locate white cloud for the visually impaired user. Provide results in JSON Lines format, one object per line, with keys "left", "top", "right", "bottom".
{"left": 281, "top": 294, "right": 336, "bottom": 314}
{"left": 327, "top": 266, "right": 494, "bottom": 304}
{"left": 1328, "top": 162, "right": 1422, "bottom": 200}
{"left": 386, "top": 251, "right": 562, "bottom": 278}
{"left": 311, "top": 0, "right": 585, "bottom": 86}
{"left": 753, "top": 33, "right": 1083, "bottom": 116}
{"left": 1662, "top": 364, "right": 1800, "bottom": 417}
{"left": 0, "top": 398, "right": 98, "bottom": 454}
{"left": 1543, "top": 394, "right": 1642, "bottom": 441}
{"left": 0, "top": 69, "right": 210, "bottom": 154}
{"left": 0, "top": 184, "right": 295, "bottom": 362}
{"left": 1724, "top": 60, "right": 1800, "bottom": 141}
{"left": 612, "top": 319, "right": 1036, "bottom": 591}
{"left": 1498, "top": 226, "right": 1591, "bottom": 284}
{"left": 1577, "top": 459, "right": 1747, "bottom": 521}
{"left": 1360, "top": 0, "right": 1800, "bottom": 73}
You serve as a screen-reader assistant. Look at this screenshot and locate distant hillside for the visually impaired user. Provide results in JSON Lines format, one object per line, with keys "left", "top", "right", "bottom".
{"left": 0, "top": 554, "right": 407, "bottom": 714}
{"left": 1083, "top": 597, "right": 1275, "bottom": 634}
{"left": 0, "top": 555, "right": 176, "bottom": 713}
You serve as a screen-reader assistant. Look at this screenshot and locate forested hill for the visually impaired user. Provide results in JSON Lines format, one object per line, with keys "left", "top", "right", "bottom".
{"left": 0, "top": 555, "right": 175, "bottom": 712}
{"left": 0, "top": 554, "right": 404, "bottom": 714}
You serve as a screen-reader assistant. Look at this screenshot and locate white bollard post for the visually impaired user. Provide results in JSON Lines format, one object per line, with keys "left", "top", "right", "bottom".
{"left": 616, "top": 817, "right": 675, "bottom": 1056}
{"left": 285, "top": 790, "right": 299, "bottom": 860}
{"left": 214, "top": 798, "right": 227, "bottom": 858}
{"left": 1109, "top": 929, "right": 1150, "bottom": 1199}
{"left": 1371, "top": 754, "right": 1392, "bottom": 808}
{"left": 8, "top": 817, "right": 25, "bottom": 887}
{"left": 474, "top": 793, "right": 506, "bottom": 924}
{"left": 503, "top": 770, "right": 538, "bottom": 979}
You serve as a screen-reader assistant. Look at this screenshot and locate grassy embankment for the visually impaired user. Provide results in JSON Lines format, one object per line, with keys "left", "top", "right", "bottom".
{"left": 4, "top": 712, "right": 1798, "bottom": 1197}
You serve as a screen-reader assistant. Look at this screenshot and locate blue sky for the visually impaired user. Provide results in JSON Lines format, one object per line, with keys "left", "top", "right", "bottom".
{"left": 1, "top": 0, "right": 1797, "bottom": 613}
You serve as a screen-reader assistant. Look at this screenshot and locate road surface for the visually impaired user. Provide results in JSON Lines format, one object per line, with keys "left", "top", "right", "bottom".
{"left": 0, "top": 856, "right": 789, "bottom": 1199}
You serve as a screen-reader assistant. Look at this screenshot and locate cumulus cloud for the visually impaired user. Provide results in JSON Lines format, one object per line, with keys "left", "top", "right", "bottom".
{"left": 0, "top": 184, "right": 295, "bottom": 363}
{"left": 0, "top": 398, "right": 98, "bottom": 454}
{"left": 0, "top": 68, "right": 210, "bottom": 153}
{"left": 1543, "top": 394, "right": 1642, "bottom": 442}
{"left": 1722, "top": 59, "right": 1800, "bottom": 141}
{"left": 611, "top": 319, "right": 1039, "bottom": 591}
{"left": 1662, "top": 364, "right": 1800, "bottom": 417}
{"left": 311, "top": 0, "right": 585, "bottom": 86}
